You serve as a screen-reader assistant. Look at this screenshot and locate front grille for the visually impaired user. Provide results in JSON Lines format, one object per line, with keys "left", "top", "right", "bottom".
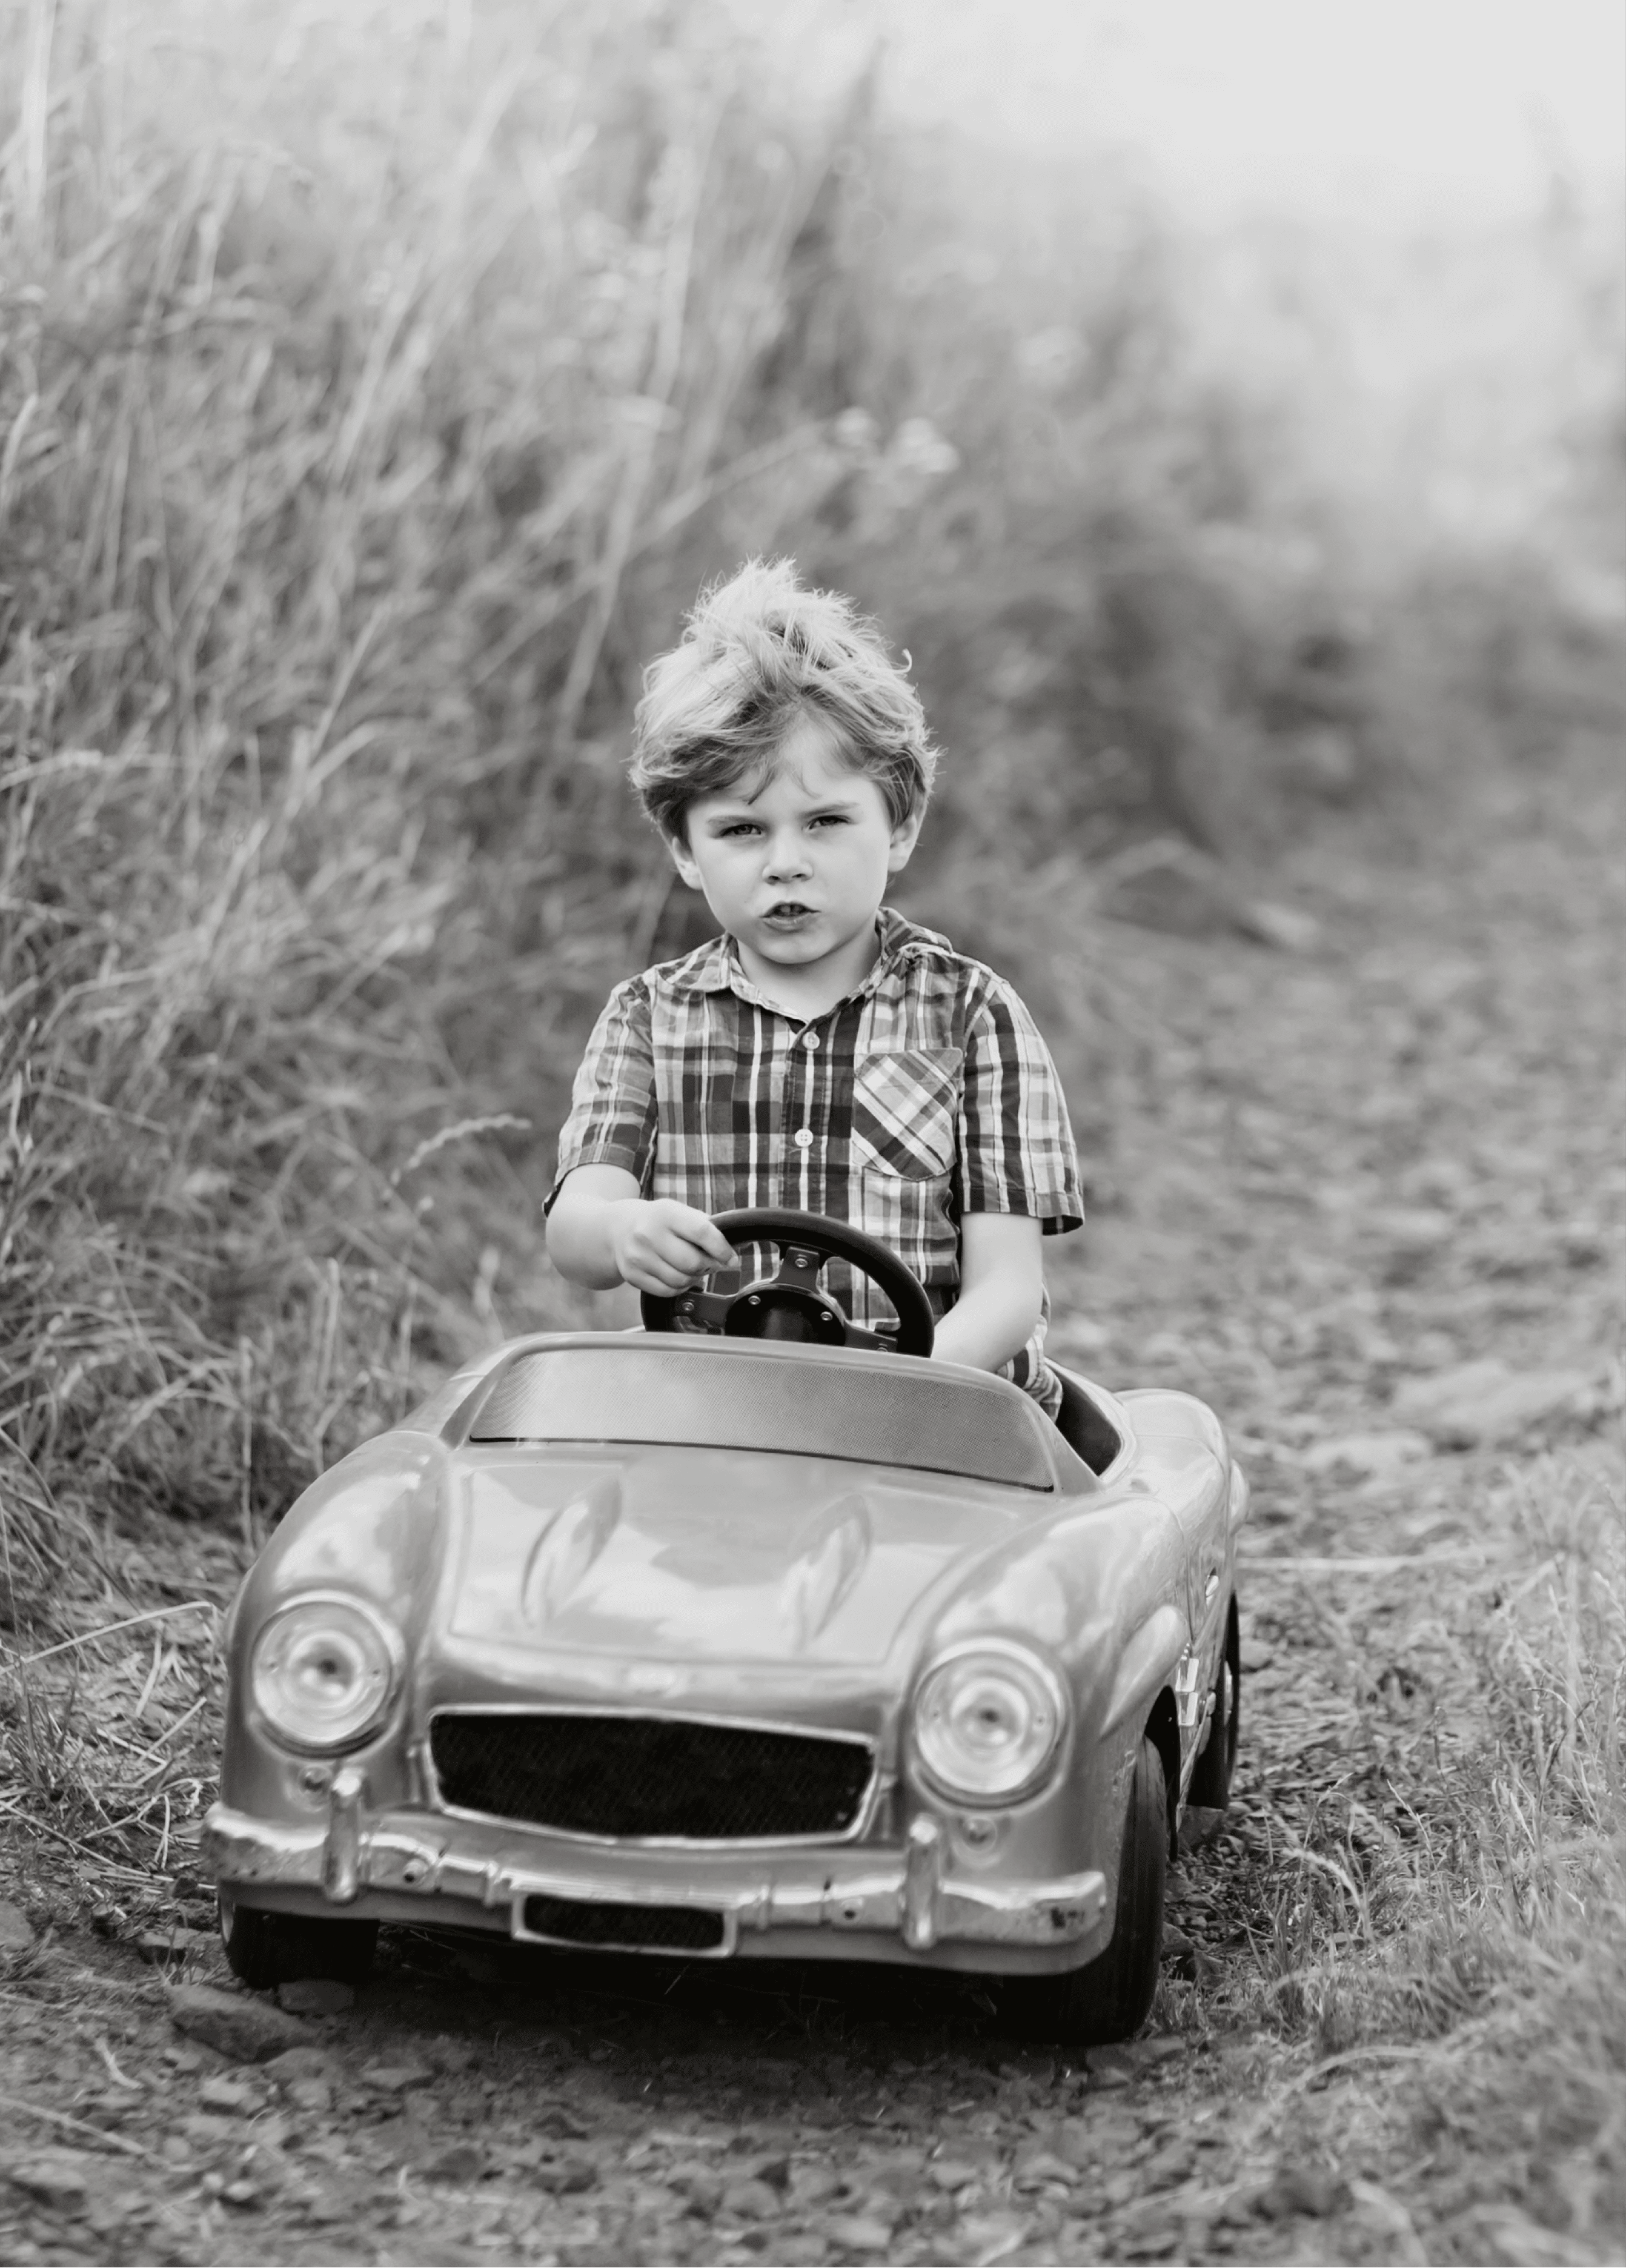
{"left": 430, "top": 1711, "right": 874, "bottom": 1840}
{"left": 520, "top": 1893, "right": 725, "bottom": 1952}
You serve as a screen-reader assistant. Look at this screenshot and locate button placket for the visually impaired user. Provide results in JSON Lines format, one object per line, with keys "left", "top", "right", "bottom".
{"left": 789, "top": 1024, "right": 818, "bottom": 1191}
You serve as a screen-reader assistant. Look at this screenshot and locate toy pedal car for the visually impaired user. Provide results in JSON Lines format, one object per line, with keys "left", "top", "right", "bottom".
{"left": 204, "top": 1209, "right": 1245, "bottom": 2044}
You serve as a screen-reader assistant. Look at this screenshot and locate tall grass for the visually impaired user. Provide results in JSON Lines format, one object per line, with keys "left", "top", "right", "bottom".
{"left": 1174, "top": 1458, "right": 1626, "bottom": 2249}
{"left": 1, "top": 0, "right": 1619, "bottom": 1597}
{"left": 1382, "top": 1464, "right": 1625, "bottom": 2250}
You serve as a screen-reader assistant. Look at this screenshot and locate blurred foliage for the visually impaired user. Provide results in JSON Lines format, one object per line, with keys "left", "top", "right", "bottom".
{"left": 0, "top": 0, "right": 1621, "bottom": 1552}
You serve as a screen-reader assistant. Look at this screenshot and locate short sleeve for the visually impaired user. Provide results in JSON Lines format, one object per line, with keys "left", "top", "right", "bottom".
{"left": 956, "top": 975, "right": 1085, "bottom": 1235}
{"left": 545, "top": 978, "right": 659, "bottom": 1212}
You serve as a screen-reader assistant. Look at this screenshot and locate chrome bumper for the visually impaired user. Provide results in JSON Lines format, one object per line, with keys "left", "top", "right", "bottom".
{"left": 203, "top": 1771, "right": 1106, "bottom": 1958}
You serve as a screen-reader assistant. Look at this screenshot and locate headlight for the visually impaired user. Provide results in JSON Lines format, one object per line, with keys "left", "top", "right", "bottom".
{"left": 911, "top": 1640, "right": 1068, "bottom": 1804}
{"left": 249, "top": 1595, "right": 402, "bottom": 1752}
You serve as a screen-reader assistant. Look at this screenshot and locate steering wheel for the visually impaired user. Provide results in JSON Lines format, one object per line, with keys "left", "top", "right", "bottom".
{"left": 640, "top": 1207, "right": 935, "bottom": 1359}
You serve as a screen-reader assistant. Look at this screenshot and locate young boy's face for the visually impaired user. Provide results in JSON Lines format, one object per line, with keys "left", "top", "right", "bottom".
{"left": 669, "top": 712, "right": 921, "bottom": 990}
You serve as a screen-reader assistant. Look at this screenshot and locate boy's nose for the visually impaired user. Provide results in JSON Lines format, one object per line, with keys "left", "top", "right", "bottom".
{"left": 763, "top": 834, "right": 812, "bottom": 880}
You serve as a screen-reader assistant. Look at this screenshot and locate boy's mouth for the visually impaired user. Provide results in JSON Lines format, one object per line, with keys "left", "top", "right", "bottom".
{"left": 762, "top": 901, "right": 817, "bottom": 929}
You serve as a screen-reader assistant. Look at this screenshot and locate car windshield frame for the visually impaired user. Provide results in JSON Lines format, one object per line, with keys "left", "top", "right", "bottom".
{"left": 459, "top": 1336, "right": 1066, "bottom": 1491}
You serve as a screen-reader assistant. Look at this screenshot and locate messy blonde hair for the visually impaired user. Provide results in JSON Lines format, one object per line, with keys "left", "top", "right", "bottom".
{"left": 629, "top": 558, "right": 937, "bottom": 840}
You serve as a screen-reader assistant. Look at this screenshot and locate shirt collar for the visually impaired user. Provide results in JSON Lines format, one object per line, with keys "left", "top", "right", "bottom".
{"left": 662, "top": 905, "right": 951, "bottom": 1007}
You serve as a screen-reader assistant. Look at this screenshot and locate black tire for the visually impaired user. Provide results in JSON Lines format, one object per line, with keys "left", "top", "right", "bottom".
{"left": 219, "top": 1891, "right": 377, "bottom": 1991}
{"left": 1002, "top": 1732, "right": 1167, "bottom": 2047}
{"left": 1186, "top": 1599, "right": 1240, "bottom": 1812}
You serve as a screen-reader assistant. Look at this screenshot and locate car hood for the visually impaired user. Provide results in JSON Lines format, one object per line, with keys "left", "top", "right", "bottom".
{"left": 440, "top": 1445, "right": 1057, "bottom": 1669}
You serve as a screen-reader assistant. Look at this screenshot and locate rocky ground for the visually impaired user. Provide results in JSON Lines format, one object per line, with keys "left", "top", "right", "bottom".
{"left": 1, "top": 744, "right": 1621, "bottom": 2265}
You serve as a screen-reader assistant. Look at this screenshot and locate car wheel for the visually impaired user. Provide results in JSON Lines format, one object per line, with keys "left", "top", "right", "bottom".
{"left": 1184, "top": 1599, "right": 1240, "bottom": 1815}
{"left": 218, "top": 1891, "right": 377, "bottom": 1991}
{"left": 1002, "top": 1732, "right": 1167, "bottom": 2047}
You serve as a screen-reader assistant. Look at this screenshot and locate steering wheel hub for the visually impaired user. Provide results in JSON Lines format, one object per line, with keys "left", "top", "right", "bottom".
{"left": 720, "top": 1242, "right": 848, "bottom": 1344}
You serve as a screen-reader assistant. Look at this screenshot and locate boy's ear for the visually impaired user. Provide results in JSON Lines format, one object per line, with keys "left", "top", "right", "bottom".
{"left": 886, "top": 803, "right": 926, "bottom": 875}
{"left": 665, "top": 823, "right": 703, "bottom": 890}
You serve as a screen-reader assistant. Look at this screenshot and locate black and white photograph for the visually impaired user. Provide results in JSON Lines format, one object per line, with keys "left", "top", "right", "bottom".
{"left": 1, "top": 1, "right": 1622, "bottom": 2261}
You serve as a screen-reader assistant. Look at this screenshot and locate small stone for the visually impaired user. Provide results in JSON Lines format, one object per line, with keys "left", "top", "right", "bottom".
{"left": 423, "top": 2142, "right": 485, "bottom": 2184}
{"left": 774, "top": 2238, "right": 829, "bottom": 2266}
{"left": 135, "top": 1926, "right": 208, "bottom": 1964}
{"left": 1130, "top": 2035, "right": 1186, "bottom": 2071}
{"left": 428, "top": 2038, "right": 479, "bottom": 2075}
{"left": 1014, "top": 2149, "right": 1076, "bottom": 2190}
{"left": 533, "top": 2101, "right": 592, "bottom": 2139}
{"left": 534, "top": 2153, "right": 597, "bottom": 2195}
{"left": 1046, "top": 2121, "right": 1098, "bottom": 2172}
{"left": 4, "top": 2152, "right": 92, "bottom": 2208}
{"left": 0, "top": 1901, "right": 39, "bottom": 1956}
{"left": 221, "top": 2181, "right": 261, "bottom": 2209}
{"left": 279, "top": 1978, "right": 354, "bottom": 2015}
{"left": 956, "top": 2210, "right": 1030, "bottom": 2256}
{"left": 822, "top": 2215, "right": 894, "bottom": 2253}
{"left": 360, "top": 2060, "right": 433, "bottom": 2094}
{"left": 930, "top": 2160, "right": 981, "bottom": 2192}
{"left": 181, "top": 2112, "right": 240, "bottom": 2146}
{"left": 287, "top": 2077, "right": 334, "bottom": 2114}
{"left": 863, "top": 2157, "right": 928, "bottom": 2201}
{"left": 169, "top": 1983, "right": 305, "bottom": 2064}
{"left": 82, "top": 2195, "right": 148, "bottom": 2239}
{"left": 720, "top": 2177, "right": 780, "bottom": 2220}
{"left": 1236, "top": 900, "right": 1320, "bottom": 953}
{"left": 789, "top": 2163, "right": 844, "bottom": 2206}
{"left": 669, "top": 2163, "right": 724, "bottom": 2215}
{"left": 1084, "top": 2047, "right": 1134, "bottom": 2087}
{"left": 1140, "top": 2138, "right": 1198, "bottom": 2188}
{"left": 1259, "top": 2164, "right": 1349, "bottom": 2220}
{"left": 197, "top": 2076, "right": 259, "bottom": 2114}
{"left": 263, "top": 2046, "right": 333, "bottom": 2082}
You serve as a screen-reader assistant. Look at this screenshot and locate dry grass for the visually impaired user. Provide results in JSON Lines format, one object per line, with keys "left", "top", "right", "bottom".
{"left": 0, "top": 0, "right": 1454, "bottom": 1604}
{"left": 0, "top": 8, "right": 1622, "bottom": 2257}
{"left": 1137, "top": 1324, "right": 1625, "bottom": 2250}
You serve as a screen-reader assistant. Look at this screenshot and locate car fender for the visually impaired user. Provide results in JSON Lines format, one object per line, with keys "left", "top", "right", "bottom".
{"left": 1097, "top": 1601, "right": 1187, "bottom": 1740}
{"left": 1228, "top": 1459, "right": 1250, "bottom": 1535}
{"left": 221, "top": 1431, "right": 456, "bottom": 1820}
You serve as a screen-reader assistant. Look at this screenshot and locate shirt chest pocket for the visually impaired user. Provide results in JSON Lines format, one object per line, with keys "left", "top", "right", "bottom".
{"left": 850, "top": 1047, "right": 963, "bottom": 1181}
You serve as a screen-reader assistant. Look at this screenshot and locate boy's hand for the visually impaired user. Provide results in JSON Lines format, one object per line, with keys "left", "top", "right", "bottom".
{"left": 606, "top": 1199, "right": 737, "bottom": 1296}
{"left": 548, "top": 1168, "right": 737, "bottom": 1295}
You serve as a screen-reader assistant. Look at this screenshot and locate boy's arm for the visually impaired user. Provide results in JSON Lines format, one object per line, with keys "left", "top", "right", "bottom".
{"left": 930, "top": 1212, "right": 1044, "bottom": 1373}
{"left": 547, "top": 1164, "right": 737, "bottom": 1295}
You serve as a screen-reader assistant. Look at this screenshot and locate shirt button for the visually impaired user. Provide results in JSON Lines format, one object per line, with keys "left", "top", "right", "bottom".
{"left": 802, "top": 1031, "right": 820, "bottom": 1050}
{"left": 793, "top": 1128, "right": 814, "bottom": 1149}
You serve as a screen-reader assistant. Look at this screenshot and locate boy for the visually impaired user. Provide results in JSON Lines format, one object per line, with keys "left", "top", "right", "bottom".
{"left": 545, "top": 559, "right": 1084, "bottom": 1418}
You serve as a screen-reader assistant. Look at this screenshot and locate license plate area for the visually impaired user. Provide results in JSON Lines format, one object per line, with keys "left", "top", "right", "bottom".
{"left": 511, "top": 1891, "right": 735, "bottom": 1957}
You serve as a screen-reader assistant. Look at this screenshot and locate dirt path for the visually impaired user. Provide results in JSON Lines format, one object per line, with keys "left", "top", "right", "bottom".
{"left": 2, "top": 751, "right": 1620, "bottom": 2266}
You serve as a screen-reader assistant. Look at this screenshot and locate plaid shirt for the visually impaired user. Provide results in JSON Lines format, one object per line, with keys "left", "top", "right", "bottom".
{"left": 548, "top": 908, "right": 1084, "bottom": 1410}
